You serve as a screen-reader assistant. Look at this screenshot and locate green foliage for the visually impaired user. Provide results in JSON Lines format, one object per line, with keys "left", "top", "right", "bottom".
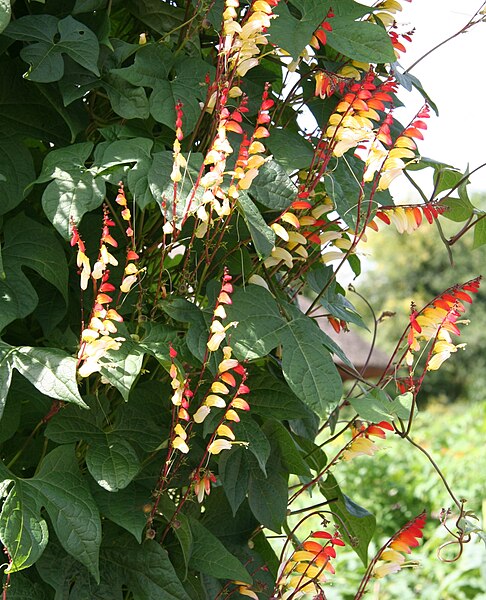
{"left": 0, "top": 1, "right": 484, "bottom": 599}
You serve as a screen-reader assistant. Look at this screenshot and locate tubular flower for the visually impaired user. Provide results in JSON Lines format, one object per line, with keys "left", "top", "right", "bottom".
{"left": 363, "top": 105, "right": 430, "bottom": 190}
{"left": 372, "top": 512, "right": 426, "bottom": 579}
{"left": 172, "top": 423, "right": 189, "bottom": 454}
{"left": 406, "top": 278, "right": 481, "bottom": 371}
{"left": 310, "top": 9, "right": 334, "bottom": 49}
{"left": 342, "top": 421, "right": 394, "bottom": 461}
{"left": 367, "top": 203, "right": 446, "bottom": 234}
{"left": 276, "top": 531, "right": 345, "bottom": 598}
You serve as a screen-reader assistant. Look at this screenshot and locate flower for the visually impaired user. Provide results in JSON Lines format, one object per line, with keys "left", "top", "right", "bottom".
{"left": 342, "top": 421, "right": 394, "bottom": 461}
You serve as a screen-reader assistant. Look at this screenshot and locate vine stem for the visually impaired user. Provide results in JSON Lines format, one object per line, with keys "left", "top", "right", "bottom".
{"left": 405, "top": 434, "right": 462, "bottom": 510}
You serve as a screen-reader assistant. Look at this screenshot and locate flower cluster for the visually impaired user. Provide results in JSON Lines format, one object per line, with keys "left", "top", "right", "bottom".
{"left": 260, "top": 193, "right": 358, "bottom": 275}
{"left": 314, "top": 70, "right": 347, "bottom": 100}
{"left": 116, "top": 184, "right": 142, "bottom": 292}
{"left": 72, "top": 209, "right": 126, "bottom": 378}
{"left": 325, "top": 72, "right": 397, "bottom": 157}
{"left": 372, "top": 512, "right": 426, "bottom": 578}
{"left": 406, "top": 278, "right": 481, "bottom": 371}
{"left": 223, "top": 0, "right": 279, "bottom": 77}
{"left": 363, "top": 105, "right": 430, "bottom": 190}
{"left": 169, "top": 270, "right": 250, "bottom": 457}
{"left": 342, "top": 420, "right": 394, "bottom": 461}
{"left": 170, "top": 101, "right": 186, "bottom": 184}
{"left": 276, "top": 530, "right": 345, "bottom": 598}
{"left": 367, "top": 202, "right": 446, "bottom": 234}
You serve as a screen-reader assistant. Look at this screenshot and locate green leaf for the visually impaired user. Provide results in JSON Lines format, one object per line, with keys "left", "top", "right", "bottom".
{"left": 35, "top": 537, "right": 119, "bottom": 600}
{"left": 149, "top": 81, "right": 200, "bottom": 133}
{"left": 111, "top": 43, "right": 173, "bottom": 87}
{"left": 89, "top": 482, "right": 148, "bottom": 543}
{"left": 249, "top": 159, "right": 296, "bottom": 211}
{"left": 86, "top": 436, "right": 140, "bottom": 492}
{"left": 326, "top": 19, "right": 395, "bottom": 64}
{"left": 1, "top": 572, "right": 47, "bottom": 599}
{"left": 0, "top": 341, "right": 85, "bottom": 414}
{"left": 38, "top": 142, "right": 105, "bottom": 239}
{"left": 0, "top": 136, "right": 35, "bottom": 215}
{"left": 127, "top": 0, "right": 185, "bottom": 36}
{"left": 391, "top": 68, "right": 439, "bottom": 115}
{"left": 0, "top": 213, "right": 69, "bottom": 330}
{"left": 327, "top": 155, "right": 392, "bottom": 229}
{"left": 228, "top": 286, "right": 342, "bottom": 415}
{"left": 433, "top": 167, "right": 463, "bottom": 196}
{"left": 0, "top": 342, "right": 14, "bottom": 419}
{"left": 0, "top": 446, "right": 102, "bottom": 580}
{"left": 441, "top": 196, "right": 474, "bottom": 223}
{"left": 319, "top": 473, "right": 376, "bottom": 566}
{"left": 265, "top": 128, "right": 315, "bottom": 171}
{"left": 0, "top": 0, "right": 11, "bottom": 34}
{"left": 248, "top": 455, "right": 288, "bottom": 533}
{"left": 249, "top": 372, "right": 317, "bottom": 422}
{"left": 350, "top": 390, "right": 412, "bottom": 423}
{"left": 189, "top": 518, "right": 252, "bottom": 584}
{"left": 280, "top": 311, "right": 343, "bottom": 415}
{"left": 0, "top": 477, "right": 49, "bottom": 573}
{"left": 235, "top": 414, "right": 271, "bottom": 475}
{"left": 151, "top": 151, "right": 205, "bottom": 222}
{"left": 93, "top": 137, "right": 154, "bottom": 183}
{"left": 473, "top": 215, "right": 486, "bottom": 249}
{"left": 269, "top": 0, "right": 333, "bottom": 60}
{"left": 262, "top": 420, "right": 311, "bottom": 477}
{"left": 237, "top": 193, "right": 275, "bottom": 259}
{"left": 0, "top": 59, "right": 73, "bottom": 145}
{"left": 219, "top": 447, "right": 250, "bottom": 516}
{"left": 5, "top": 15, "right": 100, "bottom": 83}
{"left": 103, "top": 73, "right": 150, "bottom": 120}
{"left": 307, "top": 264, "right": 367, "bottom": 329}
{"left": 101, "top": 530, "right": 192, "bottom": 600}
{"left": 156, "top": 495, "right": 193, "bottom": 578}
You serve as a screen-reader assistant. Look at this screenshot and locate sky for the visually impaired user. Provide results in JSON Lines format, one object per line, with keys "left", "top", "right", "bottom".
{"left": 390, "top": 0, "right": 486, "bottom": 199}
